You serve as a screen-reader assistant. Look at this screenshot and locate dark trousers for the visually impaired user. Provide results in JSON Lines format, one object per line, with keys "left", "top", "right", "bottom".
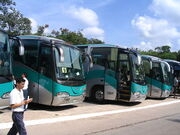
{"left": 23, "top": 89, "right": 28, "bottom": 100}
{"left": 7, "top": 112, "right": 27, "bottom": 135}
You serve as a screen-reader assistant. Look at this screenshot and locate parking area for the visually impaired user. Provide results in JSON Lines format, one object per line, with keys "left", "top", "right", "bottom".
{"left": 1, "top": 96, "right": 180, "bottom": 124}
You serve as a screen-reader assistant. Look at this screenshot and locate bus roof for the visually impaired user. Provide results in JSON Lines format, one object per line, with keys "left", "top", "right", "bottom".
{"left": 142, "top": 55, "right": 163, "bottom": 62}
{"left": 164, "top": 59, "right": 180, "bottom": 70}
{"left": 16, "top": 35, "right": 80, "bottom": 50}
{"left": 77, "top": 44, "right": 126, "bottom": 49}
{"left": 164, "top": 59, "right": 180, "bottom": 64}
{"left": 17, "top": 35, "right": 65, "bottom": 44}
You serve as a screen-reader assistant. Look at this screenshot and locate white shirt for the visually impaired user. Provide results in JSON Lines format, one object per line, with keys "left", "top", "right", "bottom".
{"left": 23, "top": 77, "right": 29, "bottom": 90}
{"left": 10, "top": 88, "right": 25, "bottom": 112}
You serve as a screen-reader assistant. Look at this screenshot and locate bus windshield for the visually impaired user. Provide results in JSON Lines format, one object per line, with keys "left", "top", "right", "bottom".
{"left": 0, "top": 31, "right": 11, "bottom": 76}
{"left": 54, "top": 45, "right": 84, "bottom": 81}
{"left": 130, "top": 54, "right": 145, "bottom": 83}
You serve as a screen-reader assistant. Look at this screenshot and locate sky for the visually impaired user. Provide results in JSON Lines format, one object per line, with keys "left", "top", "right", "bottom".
{"left": 13, "top": 0, "right": 180, "bottom": 51}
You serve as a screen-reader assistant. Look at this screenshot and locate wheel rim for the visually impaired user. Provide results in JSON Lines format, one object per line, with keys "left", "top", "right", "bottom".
{"left": 95, "top": 90, "right": 104, "bottom": 101}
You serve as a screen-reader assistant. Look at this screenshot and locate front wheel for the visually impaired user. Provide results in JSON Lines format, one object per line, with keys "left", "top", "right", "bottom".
{"left": 94, "top": 88, "right": 104, "bottom": 103}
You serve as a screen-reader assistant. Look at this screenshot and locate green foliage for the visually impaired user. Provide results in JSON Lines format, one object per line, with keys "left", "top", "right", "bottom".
{"left": 0, "top": 0, "right": 31, "bottom": 36}
{"left": 155, "top": 45, "right": 170, "bottom": 53}
{"left": 50, "top": 28, "right": 104, "bottom": 45}
{"left": 140, "top": 45, "right": 179, "bottom": 61}
{"left": 35, "top": 24, "right": 49, "bottom": 36}
{"left": 177, "top": 50, "right": 180, "bottom": 61}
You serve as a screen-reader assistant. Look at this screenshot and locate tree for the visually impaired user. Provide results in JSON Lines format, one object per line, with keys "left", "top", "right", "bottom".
{"left": 161, "top": 45, "right": 171, "bottom": 53}
{"left": 51, "top": 28, "right": 104, "bottom": 45}
{"left": 35, "top": 24, "right": 49, "bottom": 36}
{"left": 0, "top": 0, "right": 31, "bottom": 36}
{"left": 177, "top": 50, "right": 180, "bottom": 61}
{"left": 140, "top": 45, "right": 178, "bottom": 61}
{"left": 155, "top": 45, "right": 171, "bottom": 53}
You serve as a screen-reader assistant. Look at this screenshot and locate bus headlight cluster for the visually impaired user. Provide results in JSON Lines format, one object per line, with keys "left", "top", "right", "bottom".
{"left": 2, "top": 92, "right": 10, "bottom": 99}
{"left": 164, "top": 90, "right": 170, "bottom": 97}
{"left": 82, "top": 91, "right": 86, "bottom": 98}
{"left": 134, "top": 91, "right": 141, "bottom": 97}
{"left": 56, "top": 92, "right": 70, "bottom": 98}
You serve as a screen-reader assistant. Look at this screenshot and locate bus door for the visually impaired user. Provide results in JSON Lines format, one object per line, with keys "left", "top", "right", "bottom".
{"left": 38, "top": 44, "right": 53, "bottom": 105}
{"left": 104, "top": 48, "right": 118, "bottom": 100}
{"left": 151, "top": 62, "right": 163, "bottom": 97}
{"left": 142, "top": 59, "right": 152, "bottom": 96}
{"left": 117, "top": 51, "right": 131, "bottom": 101}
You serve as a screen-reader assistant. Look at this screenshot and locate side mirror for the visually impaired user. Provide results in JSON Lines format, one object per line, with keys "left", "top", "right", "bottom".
{"left": 19, "top": 45, "right": 24, "bottom": 56}
{"left": 59, "top": 47, "right": 64, "bottom": 62}
{"left": 81, "top": 52, "right": 93, "bottom": 72}
{"left": 86, "top": 53, "right": 93, "bottom": 68}
{"left": 150, "top": 61, "right": 152, "bottom": 69}
{"left": 164, "top": 61, "right": 171, "bottom": 72}
{"left": 137, "top": 55, "right": 142, "bottom": 65}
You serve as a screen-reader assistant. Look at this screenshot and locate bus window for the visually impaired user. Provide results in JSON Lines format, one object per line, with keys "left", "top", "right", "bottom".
{"left": 143, "top": 59, "right": 151, "bottom": 77}
{"left": 39, "top": 46, "right": 52, "bottom": 78}
{"left": 152, "top": 62, "right": 162, "bottom": 81}
{"left": 118, "top": 53, "right": 130, "bottom": 82}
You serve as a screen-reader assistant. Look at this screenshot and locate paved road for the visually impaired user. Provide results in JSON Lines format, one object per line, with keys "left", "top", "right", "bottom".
{"left": 1, "top": 97, "right": 180, "bottom": 135}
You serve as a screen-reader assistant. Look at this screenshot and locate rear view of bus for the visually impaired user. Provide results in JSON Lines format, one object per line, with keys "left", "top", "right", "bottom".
{"left": 142, "top": 55, "right": 172, "bottom": 98}
{"left": 0, "top": 29, "right": 13, "bottom": 107}
{"left": 12, "top": 35, "right": 86, "bottom": 106}
{"left": 78, "top": 44, "right": 147, "bottom": 102}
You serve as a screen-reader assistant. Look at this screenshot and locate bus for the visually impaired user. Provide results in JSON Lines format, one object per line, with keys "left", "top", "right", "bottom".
{"left": 164, "top": 59, "right": 180, "bottom": 79}
{"left": 164, "top": 59, "right": 180, "bottom": 93}
{"left": 12, "top": 35, "right": 86, "bottom": 106}
{"left": 142, "top": 55, "right": 172, "bottom": 98}
{"left": 77, "top": 44, "right": 147, "bottom": 102}
{"left": 0, "top": 29, "right": 13, "bottom": 107}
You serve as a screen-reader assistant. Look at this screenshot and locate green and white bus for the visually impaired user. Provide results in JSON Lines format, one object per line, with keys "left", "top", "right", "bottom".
{"left": 78, "top": 44, "right": 147, "bottom": 102}
{"left": 142, "top": 55, "right": 172, "bottom": 98}
{"left": 12, "top": 35, "right": 86, "bottom": 106}
{"left": 0, "top": 29, "right": 13, "bottom": 108}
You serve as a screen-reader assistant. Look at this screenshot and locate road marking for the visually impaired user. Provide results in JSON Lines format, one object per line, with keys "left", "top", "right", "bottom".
{"left": 1, "top": 100, "right": 180, "bottom": 129}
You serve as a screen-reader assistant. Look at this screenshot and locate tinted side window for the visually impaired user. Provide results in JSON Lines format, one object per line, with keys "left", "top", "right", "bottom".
{"left": 23, "top": 40, "right": 38, "bottom": 71}
{"left": 39, "top": 45, "right": 52, "bottom": 78}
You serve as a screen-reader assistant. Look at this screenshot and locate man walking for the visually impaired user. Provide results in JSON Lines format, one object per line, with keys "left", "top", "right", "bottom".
{"left": 21, "top": 73, "right": 29, "bottom": 100}
{"left": 7, "top": 78, "right": 32, "bottom": 135}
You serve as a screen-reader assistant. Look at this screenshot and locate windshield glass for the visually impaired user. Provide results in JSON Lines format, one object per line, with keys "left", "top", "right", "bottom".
{"left": 54, "top": 45, "right": 84, "bottom": 81}
{"left": 130, "top": 53, "right": 145, "bottom": 82}
{"left": 161, "top": 62, "right": 170, "bottom": 84}
{"left": 0, "top": 31, "right": 11, "bottom": 76}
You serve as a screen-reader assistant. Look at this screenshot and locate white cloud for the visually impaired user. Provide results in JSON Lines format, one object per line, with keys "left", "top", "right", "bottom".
{"left": 65, "top": 6, "right": 104, "bottom": 41}
{"left": 82, "top": 27, "right": 104, "bottom": 40}
{"left": 132, "top": 16, "right": 180, "bottom": 51}
{"left": 132, "top": 16, "right": 180, "bottom": 40}
{"left": 150, "top": 0, "right": 180, "bottom": 25}
{"left": 29, "top": 18, "right": 38, "bottom": 33}
{"left": 131, "top": 0, "right": 180, "bottom": 51}
{"left": 67, "top": 6, "right": 99, "bottom": 26}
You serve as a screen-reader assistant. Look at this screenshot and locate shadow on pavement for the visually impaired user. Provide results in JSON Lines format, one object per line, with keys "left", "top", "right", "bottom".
{"left": 167, "top": 118, "right": 180, "bottom": 123}
{"left": 84, "top": 98, "right": 141, "bottom": 106}
{"left": 28, "top": 103, "right": 78, "bottom": 111}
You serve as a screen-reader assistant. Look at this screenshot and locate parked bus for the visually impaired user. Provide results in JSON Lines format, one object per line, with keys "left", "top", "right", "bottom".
{"left": 142, "top": 55, "right": 172, "bottom": 98}
{"left": 164, "top": 59, "right": 180, "bottom": 79}
{"left": 77, "top": 44, "right": 147, "bottom": 102}
{"left": 12, "top": 35, "right": 86, "bottom": 106}
{"left": 164, "top": 59, "right": 180, "bottom": 93}
{"left": 0, "top": 29, "right": 13, "bottom": 107}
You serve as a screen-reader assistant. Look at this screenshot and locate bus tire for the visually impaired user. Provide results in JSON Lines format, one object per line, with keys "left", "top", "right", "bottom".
{"left": 93, "top": 87, "right": 104, "bottom": 103}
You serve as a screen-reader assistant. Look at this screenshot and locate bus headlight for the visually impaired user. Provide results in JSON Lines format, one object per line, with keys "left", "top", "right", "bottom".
{"left": 82, "top": 91, "right": 86, "bottom": 98}
{"left": 56, "top": 92, "right": 70, "bottom": 98}
{"left": 134, "top": 91, "right": 141, "bottom": 97}
{"left": 2, "top": 92, "right": 10, "bottom": 99}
